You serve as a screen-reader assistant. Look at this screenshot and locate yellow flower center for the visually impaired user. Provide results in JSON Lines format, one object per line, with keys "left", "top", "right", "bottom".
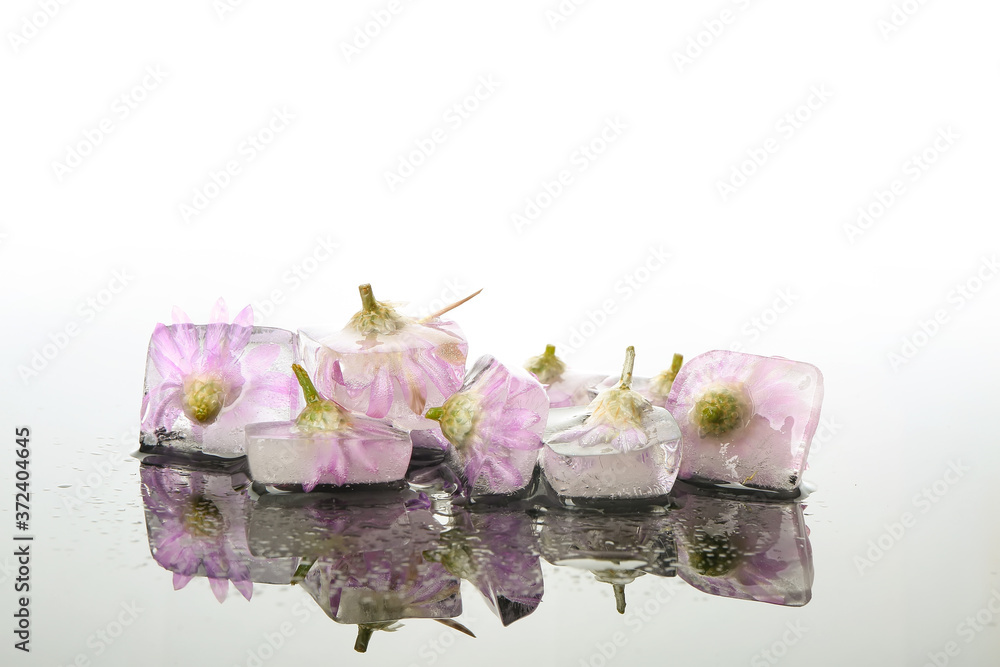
{"left": 182, "top": 373, "right": 228, "bottom": 425}
{"left": 690, "top": 382, "right": 751, "bottom": 438}
{"left": 439, "top": 393, "right": 480, "bottom": 449}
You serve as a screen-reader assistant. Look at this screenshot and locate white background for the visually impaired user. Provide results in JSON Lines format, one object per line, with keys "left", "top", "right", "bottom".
{"left": 2, "top": 1, "right": 999, "bottom": 665}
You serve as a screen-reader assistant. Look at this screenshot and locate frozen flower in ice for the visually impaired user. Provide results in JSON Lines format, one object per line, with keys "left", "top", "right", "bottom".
{"left": 245, "top": 364, "right": 412, "bottom": 491}
{"left": 525, "top": 344, "right": 605, "bottom": 408}
{"left": 547, "top": 347, "right": 652, "bottom": 452}
{"left": 140, "top": 298, "right": 297, "bottom": 456}
{"left": 141, "top": 465, "right": 256, "bottom": 603}
{"left": 299, "top": 284, "right": 476, "bottom": 426}
{"left": 424, "top": 356, "right": 548, "bottom": 495}
{"left": 593, "top": 353, "right": 683, "bottom": 409}
{"left": 666, "top": 350, "right": 824, "bottom": 493}
{"left": 541, "top": 347, "right": 682, "bottom": 500}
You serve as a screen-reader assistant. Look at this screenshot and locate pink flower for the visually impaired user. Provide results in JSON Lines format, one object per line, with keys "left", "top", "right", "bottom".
{"left": 141, "top": 465, "right": 257, "bottom": 602}
{"left": 140, "top": 298, "right": 297, "bottom": 456}
{"left": 666, "top": 350, "right": 824, "bottom": 492}
{"left": 245, "top": 364, "right": 413, "bottom": 491}
{"left": 299, "top": 285, "right": 470, "bottom": 427}
{"left": 425, "top": 356, "right": 548, "bottom": 495}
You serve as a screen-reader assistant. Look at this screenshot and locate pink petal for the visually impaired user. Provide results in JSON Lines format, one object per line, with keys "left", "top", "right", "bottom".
{"left": 232, "top": 304, "right": 254, "bottom": 328}
{"left": 209, "top": 577, "right": 230, "bottom": 603}
{"left": 172, "top": 572, "right": 194, "bottom": 590}
{"left": 171, "top": 307, "right": 192, "bottom": 325}
{"left": 232, "top": 578, "right": 254, "bottom": 601}
{"left": 367, "top": 366, "right": 393, "bottom": 418}
{"left": 209, "top": 298, "right": 229, "bottom": 324}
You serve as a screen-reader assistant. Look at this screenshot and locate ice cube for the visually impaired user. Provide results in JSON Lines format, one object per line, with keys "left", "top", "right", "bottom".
{"left": 296, "top": 284, "right": 469, "bottom": 430}
{"left": 140, "top": 318, "right": 298, "bottom": 459}
{"left": 666, "top": 350, "right": 824, "bottom": 494}
{"left": 423, "top": 356, "right": 548, "bottom": 497}
{"left": 540, "top": 347, "right": 682, "bottom": 501}
{"left": 245, "top": 419, "right": 412, "bottom": 492}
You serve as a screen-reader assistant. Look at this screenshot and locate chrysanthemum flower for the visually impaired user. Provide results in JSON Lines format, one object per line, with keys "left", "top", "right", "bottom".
{"left": 299, "top": 284, "right": 472, "bottom": 428}
{"left": 140, "top": 298, "right": 297, "bottom": 457}
{"left": 666, "top": 350, "right": 824, "bottom": 493}
{"left": 141, "top": 464, "right": 280, "bottom": 603}
{"left": 541, "top": 347, "right": 682, "bottom": 500}
{"left": 245, "top": 364, "right": 412, "bottom": 491}
{"left": 424, "top": 356, "right": 548, "bottom": 496}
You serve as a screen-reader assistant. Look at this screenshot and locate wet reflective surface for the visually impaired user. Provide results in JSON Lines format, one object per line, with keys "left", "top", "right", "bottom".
{"left": 135, "top": 454, "right": 815, "bottom": 657}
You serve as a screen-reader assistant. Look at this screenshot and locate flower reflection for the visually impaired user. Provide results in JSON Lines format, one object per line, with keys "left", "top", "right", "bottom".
{"left": 140, "top": 462, "right": 298, "bottom": 602}
{"left": 671, "top": 485, "right": 814, "bottom": 606}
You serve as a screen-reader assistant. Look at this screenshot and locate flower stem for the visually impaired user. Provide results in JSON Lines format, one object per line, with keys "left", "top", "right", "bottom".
{"left": 613, "top": 584, "right": 627, "bottom": 614}
{"left": 419, "top": 288, "right": 483, "bottom": 323}
{"left": 668, "top": 353, "right": 683, "bottom": 380}
{"left": 290, "top": 556, "right": 316, "bottom": 585}
{"left": 618, "top": 346, "right": 636, "bottom": 390}
{"left": 425, "top": 407, "right": 444, "bottom": 421}
{"left": 355, "top": 626, "right": 375, "bottom": 653}
{"left": 292, "top": 364, "right": 321, "bottom": 405}
{"left": 543, "top": 344, "right": 557, "bottom": 358}
{"left": 358, "top": 283, "right": 377, "bottom": 312}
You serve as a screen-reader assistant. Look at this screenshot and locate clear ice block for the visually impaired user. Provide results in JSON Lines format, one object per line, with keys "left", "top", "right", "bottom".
{"left": 541, "top": 347, "right": 682, "bottom": 501}
{"left": 245, "top": 364, "right": 412, "bottom": 491}
{"left": 297, "top": 284, "right": 469, "bottom": 430}
{"left": 423, "top": 355, "right": 548, "bottom": 497}
{"left": 140, "top": 301, "right": 298, "bottom": 458}
{"left": 141, "top": 463, "right": 300, "bottom": 602}
{"left": 666, "top": 350, "right": 824, "bottom": 494}
{"left": 672, "top": 487, "right": 813, "bottom": 606}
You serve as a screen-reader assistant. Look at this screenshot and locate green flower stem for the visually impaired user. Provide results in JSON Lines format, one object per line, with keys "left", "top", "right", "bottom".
{"left": 292, "top": 363, "right": 322, "bottom": 405}
{"left": 425, "top": 407, "right": 444, "bottom": 421}
{"left": 618, "top": 346, "right": 636, "bottom": 390}
{"left": 290, "top": 556, "right": 316, "bottom": 585}
{"left": 667, "top": 353, "right": 683, "bottom": 379}
{"left": 358, "top": 283, "right": 377, "bottom": 312}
